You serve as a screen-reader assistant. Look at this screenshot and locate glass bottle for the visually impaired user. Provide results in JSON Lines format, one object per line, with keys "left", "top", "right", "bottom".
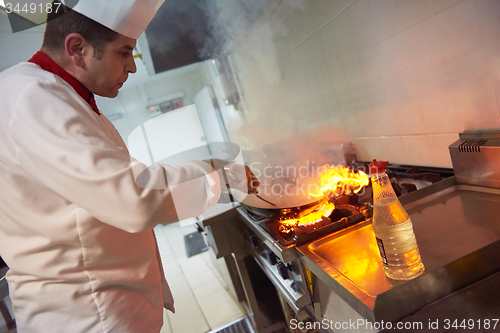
{"left": 369, "top": 159, "right": 425, "bottom": 280}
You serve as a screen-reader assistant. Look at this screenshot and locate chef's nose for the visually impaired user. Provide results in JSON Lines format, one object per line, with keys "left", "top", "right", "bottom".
{"left": 127, "top": 57, "right": 137, "bottom": 74}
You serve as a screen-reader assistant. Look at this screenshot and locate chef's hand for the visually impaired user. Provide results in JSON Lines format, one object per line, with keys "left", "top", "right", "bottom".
{"left": 205, "top": 159, "right": 260, "bottom": 202}
{"left": 225, "top": 162, "right": 261, "bottom": 194}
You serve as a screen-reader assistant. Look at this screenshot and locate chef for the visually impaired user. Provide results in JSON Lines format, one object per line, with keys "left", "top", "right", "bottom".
{"left": 0, "top": 0, "right": 256, "bottom": 332}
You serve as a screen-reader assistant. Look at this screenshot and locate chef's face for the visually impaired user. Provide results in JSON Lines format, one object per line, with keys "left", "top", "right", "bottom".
{"left": 83, "top": 34, "right": 137, "bottom": 98}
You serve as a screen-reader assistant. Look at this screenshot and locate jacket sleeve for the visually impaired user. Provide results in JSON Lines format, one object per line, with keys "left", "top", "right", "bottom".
{"left": 8, "top": 80, "right": 220, "bottom": 233}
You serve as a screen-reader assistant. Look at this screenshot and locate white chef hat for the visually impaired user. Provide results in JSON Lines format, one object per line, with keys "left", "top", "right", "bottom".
{"left": 61, "top": 0, "right": 165, "bottom": 39}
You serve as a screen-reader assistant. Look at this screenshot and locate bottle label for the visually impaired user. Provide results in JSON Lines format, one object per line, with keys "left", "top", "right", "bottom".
{"left": 376, "top": 237, "right": 388, "bottom": 265}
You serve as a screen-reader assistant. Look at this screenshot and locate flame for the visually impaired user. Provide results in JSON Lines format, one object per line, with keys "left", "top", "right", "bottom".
{"left": 278, "top": 202, "right": 336, "bottom": 234}
{"left": 278, "top": 165, "right": 369, "bottom": 234}
{"left": 310, "top": 165, "right": 369, "bottom": 198}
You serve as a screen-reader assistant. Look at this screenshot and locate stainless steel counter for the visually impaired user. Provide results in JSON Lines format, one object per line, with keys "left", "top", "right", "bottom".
{"left": 200, "top": 175, "right": 500, "bottom": 328}
{"left": 297, "top": 176, "right": 500, "bottom": 323}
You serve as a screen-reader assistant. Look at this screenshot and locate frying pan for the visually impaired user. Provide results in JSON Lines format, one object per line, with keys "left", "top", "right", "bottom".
{"left": 228, "top": 150, "right": 332, "bottom": 220}
{"left": 240, "top": 193, "right": 330, "bottom": 220}
{"left": 238, "top": 174, "right": 331, "bottom": 220}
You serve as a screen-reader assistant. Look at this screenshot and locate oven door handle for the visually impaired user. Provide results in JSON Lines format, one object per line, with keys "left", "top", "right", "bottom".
{"left": 252, "top": 249, "right": 310, "bottom": 313}
{"left": 271, "top": 273, "right": 301, "bottom": 313}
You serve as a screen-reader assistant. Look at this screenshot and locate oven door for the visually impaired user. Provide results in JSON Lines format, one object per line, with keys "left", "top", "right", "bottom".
{"left": 233, "top": 226, "right": 314, "bottom": 332}
{"left": 249, "top": 244, "right": 311, "bottom": 313}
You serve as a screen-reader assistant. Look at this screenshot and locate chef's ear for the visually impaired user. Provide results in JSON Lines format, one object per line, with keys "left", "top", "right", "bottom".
{"left": 64, "top": 33, "right": 88, "bottom": 68}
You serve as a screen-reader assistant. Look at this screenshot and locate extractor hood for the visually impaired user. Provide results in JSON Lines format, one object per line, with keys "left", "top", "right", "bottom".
{"left": 144, "top": 0, "right": 214, "bottom": 74}
{"left": 143, "top": 0, "right": 276, "bottom": 74}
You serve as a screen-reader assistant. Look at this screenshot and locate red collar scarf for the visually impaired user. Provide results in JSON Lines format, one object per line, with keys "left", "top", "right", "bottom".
{"left": 28, "top": 51, "right": 101, "bottom": 115}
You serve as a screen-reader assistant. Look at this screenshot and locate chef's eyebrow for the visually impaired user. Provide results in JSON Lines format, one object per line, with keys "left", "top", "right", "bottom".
{"left": 120, "top": 45, "right": 135, "bottom": 51}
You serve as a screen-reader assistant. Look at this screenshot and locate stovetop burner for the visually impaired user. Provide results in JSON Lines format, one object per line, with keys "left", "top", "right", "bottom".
{"left": 238, "top": 161, "right": 453, "bottom": 248}
{"left": 261, "top": 204, "right": 371, "bottom": 246}
{"left": 242, "top": 209, "right": 268, "bottom": 223}
{"left": 238, "top": 194, "right": 373, "bottom": 247}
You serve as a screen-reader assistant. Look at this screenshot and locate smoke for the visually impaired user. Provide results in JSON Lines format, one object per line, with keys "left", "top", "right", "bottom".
{"left": 145, "top": 0, "right": 213, "bottom": 58}
{"left": 242, "top": 127, "right": 351, "bottom": 174}
{"left": 147, "top": 1, "right": 355, "bottom": 173}
{"left": 146, "top": 0, "right": 280, "bottom": 60}
{"left": 200, "top": 0, "right": 277, "bottom": 58}
{"left": 238, "top": 127, "right": 353, "bottom": 206}
{"left": 199, "top": 0, "right": 354, "bottom": 172}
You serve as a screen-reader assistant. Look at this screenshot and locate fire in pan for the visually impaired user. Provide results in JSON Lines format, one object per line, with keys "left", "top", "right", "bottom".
{"left": 240, "top": 164, "right": 371, "bottom": 244}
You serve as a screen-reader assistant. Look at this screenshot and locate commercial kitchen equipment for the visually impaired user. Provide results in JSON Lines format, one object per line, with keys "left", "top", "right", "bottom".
{"left": 201, "top": 130, "right": 500, "bottom": 333}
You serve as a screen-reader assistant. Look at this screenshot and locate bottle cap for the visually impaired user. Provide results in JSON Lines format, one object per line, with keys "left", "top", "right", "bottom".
{"left": 369, "top": 159, "right": 389, "bottom": 175}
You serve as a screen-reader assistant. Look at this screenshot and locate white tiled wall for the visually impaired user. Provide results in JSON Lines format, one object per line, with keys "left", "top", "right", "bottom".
{"left": 227, "top": 0, "right": 500, "bottom": 168}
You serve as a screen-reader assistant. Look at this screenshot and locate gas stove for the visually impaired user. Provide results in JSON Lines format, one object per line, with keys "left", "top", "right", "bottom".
{"left": 224, "top": 132, "right": 500, "bottom": 329}
{"left": 241, "top": 194, "right": 370, "bottom": 245}
{"left": 232, "top": 158, "right": 463, "bottom": 328}
{"left": 237, "top": 163, "right": 453, "bottom": 261}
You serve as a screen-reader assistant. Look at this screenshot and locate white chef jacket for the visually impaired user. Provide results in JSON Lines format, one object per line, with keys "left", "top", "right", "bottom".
{"left": 0, "top": 60, "right": 221, "bottom": 332}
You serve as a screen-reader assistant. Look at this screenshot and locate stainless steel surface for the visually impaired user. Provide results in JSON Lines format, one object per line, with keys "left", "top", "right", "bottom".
{"left": 198, "top": 206, "right": 247, "bottom": 304}
{"left": 237, "top": 206, "right": 298, "bottom": 263}
{"left": 240, "top": 193, "right": 328, "bottom": 220}
{"left": 297, "top": 175, "right": 500, "bottom": 322}
{"left": 458, "top": 128, "right": 500, "bottom": 139}
{"left": 315, "top": 277, "right": 376, "bottom": 333}
{"left": 233, "top": 252, "right": 267, "bottom": 332}
{"left": 249, "top": 246, "right": 311, "bottom": 313}
{"left": 218, "top": 132, "right": 500, "bottom": 326}
{"left": 385, "top": 271, "right": 500, "bottom": 331}
{"left": 236, "top": 206, "right": 313, "bottom": 324}
{"left": 449, "top": 129, "right": 500, "bottom": 187}
{"left": 201, "top": 205, "right": 299, "bottom": 332}
{"left": 201, "top": 207, "right": 239, "bottom": 258}
{"left": 204, "top": 205, "right": 302, "bottom": 332}
{"left": 233, "top": 236, "right": 304, "bottom": 332}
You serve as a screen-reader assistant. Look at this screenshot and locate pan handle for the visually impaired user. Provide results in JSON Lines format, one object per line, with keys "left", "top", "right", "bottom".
{"left": 224, "top": 162, "right": 238, "bottom": 180}
{"left": 225, "top": 163, "right": 277, "bottom": 206}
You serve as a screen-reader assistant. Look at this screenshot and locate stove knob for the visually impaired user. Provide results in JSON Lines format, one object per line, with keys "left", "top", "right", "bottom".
{"left": 265, "top": 250, "right": 278, "bottom": 265}
{"left": 246, "top": 230, "right": 259, "bottom": 248}
{"left": 249, "top": 234, "right": 259, "bottom": 248}
{"left": 277, "top": 262, "right": 290, "bottom": 280}
{"left": 290, "top": 281, "right": 301, "bottom": 293}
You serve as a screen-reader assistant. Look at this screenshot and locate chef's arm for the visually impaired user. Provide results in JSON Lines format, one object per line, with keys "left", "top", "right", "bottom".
{"left": 9, "top": 82, "right": 220, "bottom": 233}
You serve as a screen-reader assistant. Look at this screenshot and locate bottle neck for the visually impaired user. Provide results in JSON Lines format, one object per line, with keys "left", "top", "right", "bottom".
{"left": 371, "top": 171, "right": 397, "bottom": 203}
